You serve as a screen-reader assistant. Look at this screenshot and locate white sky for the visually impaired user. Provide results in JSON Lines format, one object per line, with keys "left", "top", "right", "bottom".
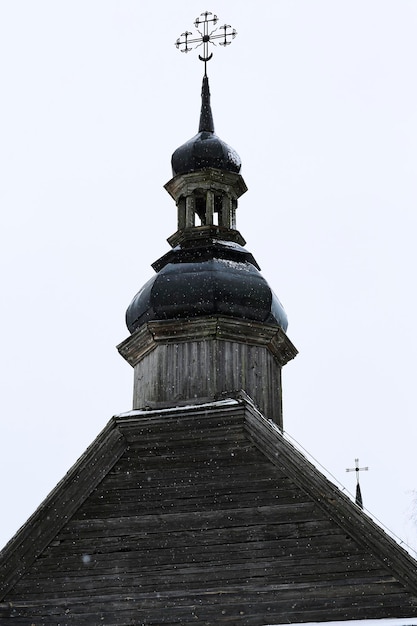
{"left": 1, "top": 1, "right": 417, "bottom": 556}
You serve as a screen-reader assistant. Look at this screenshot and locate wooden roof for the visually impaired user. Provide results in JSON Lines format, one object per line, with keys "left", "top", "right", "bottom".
{"left": 1, "top": 396, "right": 417, "bottom": 624}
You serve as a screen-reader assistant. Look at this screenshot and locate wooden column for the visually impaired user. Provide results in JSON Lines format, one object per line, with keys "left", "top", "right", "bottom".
{"left": 177, "top": 197, "right": 186, "bottom": 230}
{"left": 221, "top": 196, "right": 232, "bottom": 228}
{"left": 185, "top": 195, "right": 194, "bottom": 227}
{"left": 206, "top": 190, "right": 214, "bottom": 225}
{"left": 231, "top": 198, "right": 237, "bottom": 229}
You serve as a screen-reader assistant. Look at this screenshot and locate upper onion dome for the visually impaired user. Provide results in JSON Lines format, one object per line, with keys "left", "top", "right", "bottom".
{"left": 171, "top": 76, "right": 241, "bottom": 176}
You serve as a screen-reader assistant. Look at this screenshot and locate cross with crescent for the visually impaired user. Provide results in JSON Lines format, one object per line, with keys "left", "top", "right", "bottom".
{"left": 175, "top": 11, "right": 237, "bottom": 74}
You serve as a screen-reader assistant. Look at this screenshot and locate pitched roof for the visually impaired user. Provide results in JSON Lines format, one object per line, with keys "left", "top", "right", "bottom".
{"left": 1, "top": 396, "right": 417, "bottom": 624}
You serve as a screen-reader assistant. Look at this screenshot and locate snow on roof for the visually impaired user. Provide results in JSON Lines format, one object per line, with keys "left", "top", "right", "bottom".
{"left": 115, "top": 397, "right": 240, "bottom": 418}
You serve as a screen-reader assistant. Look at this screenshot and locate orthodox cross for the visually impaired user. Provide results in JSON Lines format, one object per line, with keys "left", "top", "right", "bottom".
{"left": 346, "top": 458, "right": 369, "bottom": 509}
{"left": 175, "top": 11, "right": 237, "bottom": 74}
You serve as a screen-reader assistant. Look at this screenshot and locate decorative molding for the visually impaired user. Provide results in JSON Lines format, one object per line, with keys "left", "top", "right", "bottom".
{"left": 164, "top": 168, "right": 248, "bottom": 202}
{"left": 117, "top": 316, "right": 298, "bottom": 368}
{"left": 166, "top": 225, "right": 246, "bottom": 248}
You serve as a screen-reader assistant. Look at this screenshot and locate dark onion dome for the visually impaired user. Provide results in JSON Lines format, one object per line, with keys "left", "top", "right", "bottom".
{"left": 126, "top": 241, "right": 288, "bottom": 334}
{"left": 171, "top": 75, "right": 241, "bottom": 176}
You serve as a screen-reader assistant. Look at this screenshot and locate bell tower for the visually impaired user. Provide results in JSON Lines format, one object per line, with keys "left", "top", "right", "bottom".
{"left": 117, "top": 12, "right": 297, "bottom": 426}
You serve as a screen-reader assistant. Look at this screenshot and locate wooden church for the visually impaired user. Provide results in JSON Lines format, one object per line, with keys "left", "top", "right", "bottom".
{"left": 1, "top": 13, "right": 417, "bottom": 626}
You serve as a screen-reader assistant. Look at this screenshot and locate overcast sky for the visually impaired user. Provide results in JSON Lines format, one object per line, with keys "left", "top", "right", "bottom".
{"left": 1, "top": 0, "right": 417, "bottom": 555}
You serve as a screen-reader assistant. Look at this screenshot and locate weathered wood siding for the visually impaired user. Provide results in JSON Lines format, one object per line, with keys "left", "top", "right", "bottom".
{"left": 133, "top": 338, "right": 283, "bottom": 425}
{"left": 118, "top": 316, "right": 298, "bottom": 428}
{"left": 2, "top": 403, "right": 417, "bottom": 625}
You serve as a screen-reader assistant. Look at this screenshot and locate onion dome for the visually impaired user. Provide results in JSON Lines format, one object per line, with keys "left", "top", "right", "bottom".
{"left": 126, "top": 240, "right": 288, "bottom": 334}
{"left": 171, "top": 76, "right": 241, "bottom": 176}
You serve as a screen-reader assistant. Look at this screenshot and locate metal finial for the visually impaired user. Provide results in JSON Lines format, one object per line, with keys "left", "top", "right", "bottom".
{"left": 346, "top": 458, "right": 369, "bottom": 509}
{"left": 175, "top": 11, "right": 237, "bottom": 75}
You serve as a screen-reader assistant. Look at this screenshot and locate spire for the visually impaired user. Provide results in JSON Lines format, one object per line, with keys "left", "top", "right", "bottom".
{"left": 170, "top": 75, "right": 241, "bottom": 177}
{"left": 355, "top": 483, "right": 363, "bottom": 509}
{"left": 199, "top": 75, "right": 214, "bottom": 133}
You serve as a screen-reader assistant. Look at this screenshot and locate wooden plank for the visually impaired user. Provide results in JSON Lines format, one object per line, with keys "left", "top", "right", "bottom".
{"left": 5, "top": 585, "right": 417, "bottom": 625}
{"left": 0, "top": 422, "right": 127, "bottom": 599}
{"left": 3, "top": 400, "right": 417, "bottom": 623}
{"left": 243, "top": 403, "right": 417, "bottom": 595}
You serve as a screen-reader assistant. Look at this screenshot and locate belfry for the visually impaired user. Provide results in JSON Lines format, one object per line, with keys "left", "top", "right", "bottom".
{"left": 1, "top": 11, "right": 417, "bottom": 625}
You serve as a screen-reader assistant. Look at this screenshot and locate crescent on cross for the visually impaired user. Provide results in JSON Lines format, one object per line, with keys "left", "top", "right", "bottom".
{"left": 175, "top": 11, "right": 237, "bottom": 74}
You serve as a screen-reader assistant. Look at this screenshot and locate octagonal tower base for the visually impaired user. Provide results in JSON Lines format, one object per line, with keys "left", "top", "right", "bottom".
{"left": 117, "top": 316, "right": 297, "bottom": 428}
